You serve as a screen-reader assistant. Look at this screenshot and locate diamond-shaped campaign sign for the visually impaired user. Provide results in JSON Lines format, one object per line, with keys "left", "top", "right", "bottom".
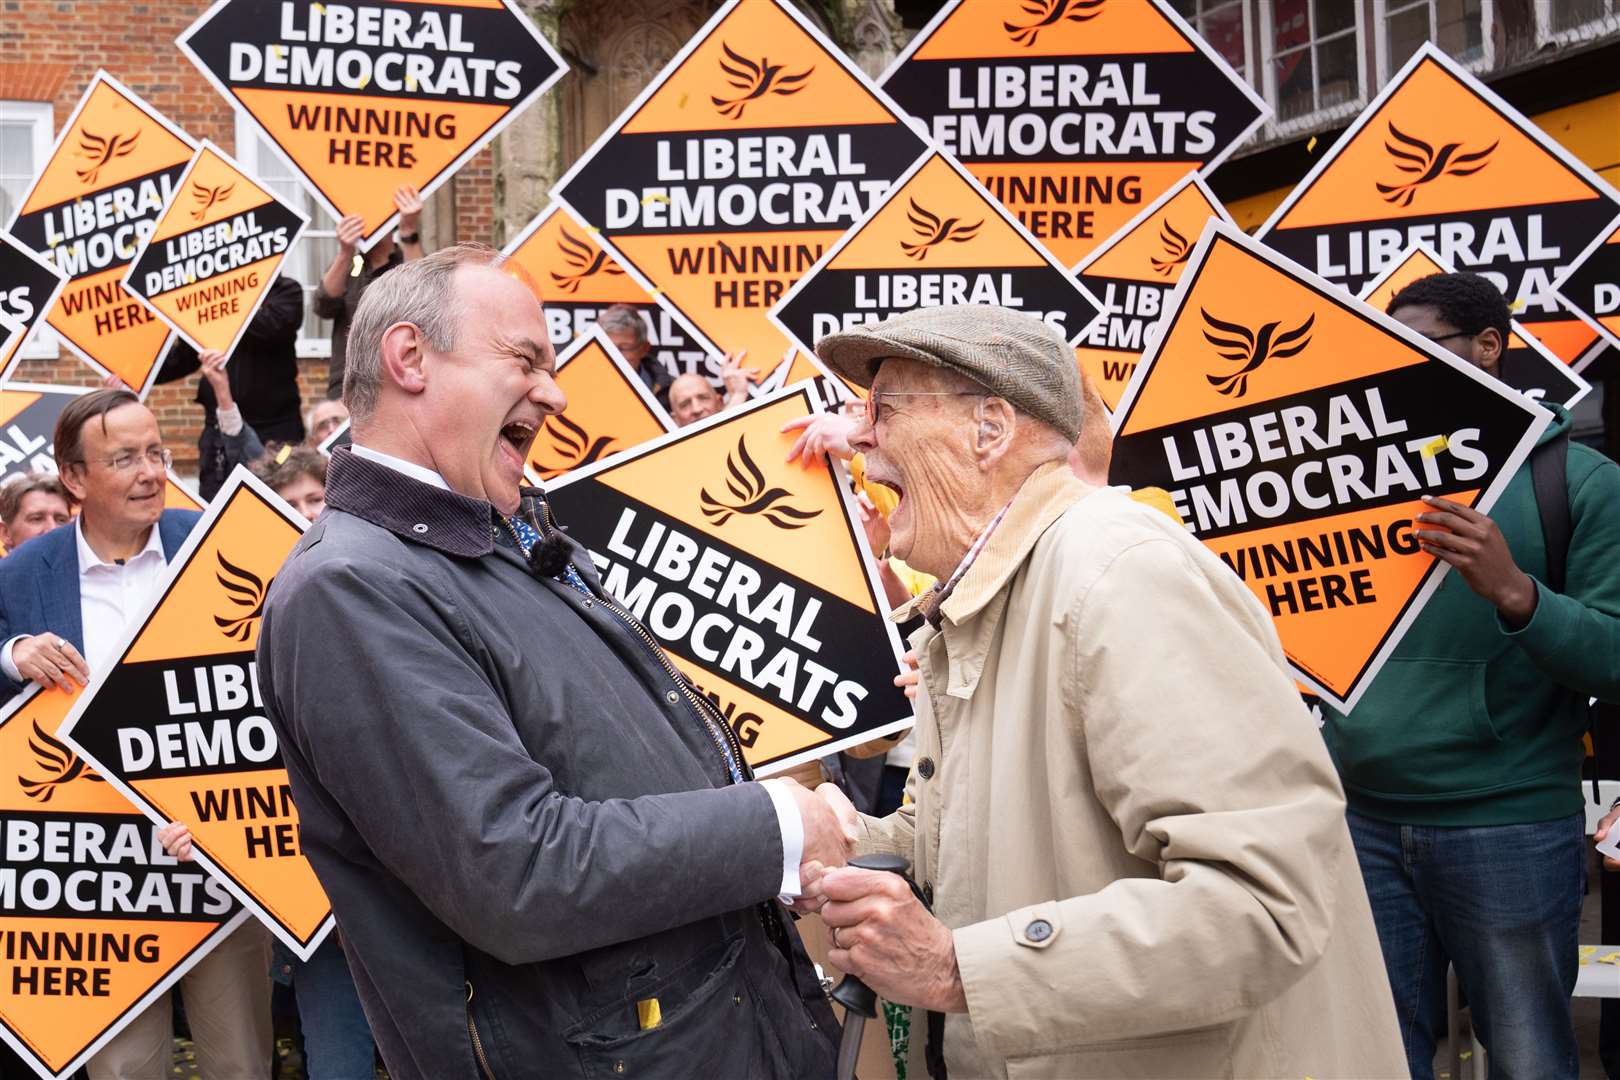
{"left": 1555, "top": 222, "right": 1620, "bottom": 364}
{"left": 1257, "top": 42, "right": 1620, "bottom": 369}
{"left": 5, "top": 73, "right": 195, "bottom": 397}
{"left": 1073, "top": 169, "right": 1232, "bottom": 412}
{"left": 0, "top": 384, "right": 87, "bottom": 491}
{"left": 771, "top": 149, "right": 1103, "bottom": 359}
{"left": 524, "top": 327, "right": 674, "bottom": 484}
{"left": 58, "top": 469, "right": 333, "bottom": 960}
{"left": 179, "top": 0, "right": 566, "bottom": 249}
{"left": 1360, "top": 243, "right": 1590, "bottom": 410}
{"left": 880, "top": 0, "right": 1267, "bottom": 267}
{"left": 1107, "top": 220, "right": 1548, "bottom": 712}
{"left": 0, "top": 686, "right": 247, "bottom": 1080}
{"left": 0, "top": 232, "right": 67, "bottom": 381}
{"left": 124, "top": 141, "right": 308, "bottom": 357}
{"left": 503, "top": 203, "right": 715, "bottom": 385}
{"left": 552, "top": 0, "right": 928, "bottom": 376}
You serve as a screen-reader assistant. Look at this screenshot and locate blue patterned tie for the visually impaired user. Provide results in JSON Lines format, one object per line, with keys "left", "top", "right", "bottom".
{"left": 506, "top": 515, "right": 592, "bottom": 596}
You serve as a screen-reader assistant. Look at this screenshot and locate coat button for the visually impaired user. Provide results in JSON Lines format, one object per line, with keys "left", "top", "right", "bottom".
{"left": 412, "top": 523, "right": 428, "bottom": 534}
{"left": 1025, "top": 918, "right": 1053, "bottom": 943}
{"left": 280, "top": 964, "right": 292, "bottom": 976}
{"left": 666, "top": 689, "right": 680, "bottom": 704}
{"left": 917, "top": 757, "right": 935, "bottom": 780}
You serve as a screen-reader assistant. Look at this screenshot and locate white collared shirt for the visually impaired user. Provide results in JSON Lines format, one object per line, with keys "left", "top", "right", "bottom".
{"left": 1, "top": 518, "right": 170, "bottom": 680}
{"left": 350, "top": 439, "right": 807, "bottom": 894}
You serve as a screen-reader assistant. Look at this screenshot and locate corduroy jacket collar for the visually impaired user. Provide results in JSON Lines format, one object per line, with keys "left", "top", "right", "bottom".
{"left": 324, "top": 445, "right": 544, "bottom": 559}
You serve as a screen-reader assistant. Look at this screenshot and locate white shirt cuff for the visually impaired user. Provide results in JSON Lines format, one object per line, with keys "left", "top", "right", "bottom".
{"left": 1, "top": 636, "right": 24, "bottom": 682}
{"left": 759, "top": 779, "right": 804, "bottom": 899}
{"left": 216, "top": 403, "right": 244, "bottom": 437}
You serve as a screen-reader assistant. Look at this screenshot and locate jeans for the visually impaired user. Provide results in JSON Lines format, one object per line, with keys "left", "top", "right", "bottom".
{"left": 271, "top": 937, "right": 374, "bottom": 1080}
{"left": 1347, "top": 810, "right": 1585, "bottom": 1079}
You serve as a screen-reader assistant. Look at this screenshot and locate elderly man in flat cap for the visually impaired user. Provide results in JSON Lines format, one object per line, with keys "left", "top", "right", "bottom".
{"left": 801, "top": 305, "right": 1405, "bottom": 1079}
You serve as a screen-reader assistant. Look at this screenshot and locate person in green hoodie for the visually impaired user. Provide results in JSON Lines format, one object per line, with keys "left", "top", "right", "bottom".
{"left": 1323, "top": 271, "right": 1620, "bottom": 1079}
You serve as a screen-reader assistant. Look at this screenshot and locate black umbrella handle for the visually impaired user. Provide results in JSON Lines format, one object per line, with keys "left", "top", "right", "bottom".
{"left": 828, "top": 852, "right": 927, "bottom": 1019}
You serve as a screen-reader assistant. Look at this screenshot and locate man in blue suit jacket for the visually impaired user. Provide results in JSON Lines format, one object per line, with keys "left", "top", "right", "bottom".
{"left": 0, "top": 387, "right": 273, "bottom": 1078}
{"left": 0, "top": 388, "right": 199, "bottom": 702}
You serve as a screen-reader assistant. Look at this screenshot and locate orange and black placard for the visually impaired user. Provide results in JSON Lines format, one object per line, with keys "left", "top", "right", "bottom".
{"left": 124, "top": 141, "right": 307, "bottom": 357}
{"left": 1073, "top": 170, "right": 1231, "bottom": 412}
{"left": 56, "top": 468, "right": 332, "bottom": 960}
{"left": 0, "top": 384, "right": 89, "bottom": 492}
{"left": 771, "top": 149, "right": 1102, "bottom": 360}
{"left": 0, "top": 232, "right": 67, "bottom": 381}
{"left": 524, "top": 327, "right": 674, "bottom": 484}
{"left": 1257, "top": 42, "right": 1620, "bottom": 369}
{"left": 759, "top": 348, "right": 864, "bottom": 406}
{"left": 316, "top": 421, "right": 351, "bottom": 456}
{"left": 0, "top": 686, "right": 246, "bottom": 1080}
{"left": 879, "top": 0, "right": 1267, "bottom": 267}
{"left": 503, "top": 203, "right": 715, "bottom": 387}
{"left": 1556, "top": 222, "right": 1620, "bottom": 364}
{"left": 164, "top": 471, "right": 205, "bottom": 512}
{"left": 544, "top": 384, "right": 914, "bottom": 775}
{"left": 178, "top": 0, "right": 566, "bottom": 250}
{"left": 1108, "top": 220, "right": 1548, "bottom": 713}
{"left": 552, "top": 0, "right": 928, "bottom": 375}
{"left": 1360, "top": 243, "right": 1589, "bottom": 411}
{"left": 4, "top": 73, "right": 196, "bottom": 397}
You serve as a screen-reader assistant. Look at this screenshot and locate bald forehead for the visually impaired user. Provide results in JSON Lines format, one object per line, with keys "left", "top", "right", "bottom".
{"left": 671, "top": 374, "right": 716, "bottom": 397}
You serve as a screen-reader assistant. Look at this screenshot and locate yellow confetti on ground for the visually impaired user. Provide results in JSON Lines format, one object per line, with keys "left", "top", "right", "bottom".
{"left": 1307, "top": 136, "right": 1318, "bottom": 152}
{"left": 1421, "top": 436, "right": 1449, "bottom": 458}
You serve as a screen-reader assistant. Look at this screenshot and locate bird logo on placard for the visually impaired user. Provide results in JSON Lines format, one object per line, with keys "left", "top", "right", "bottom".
{"left": 214, "top": 550, "right": 268, "bottom": 642}
{"left": 530, "top": 414, "right": 615, "bottom": 479}
{"left": 1005, "top": 0, "right": 1105, "bottom": 47}
{"left": 700, "top": 436, "right": 822, "bottom": 529}
{"left": 1201, "top": 309, "right": 1315, "bottom": 398}
{"left": 1149, "top": 220, "right": 1192, "bottom": 276}
{"left": 549, "top": 226, "right": 624, "bottom": 295}
{"left": 901, "top": 200, "right": 983, "bottom": 262}
{"left": 1376, "top": 122, "right": 1497, "bottom": 208}
{"left": 18, "top": 720, "right": 104, "bottom": 803}
{"left": 190, "top": 179, "right": 235, "bottom": 222}
{"left": 74, "top": 128, "right": 140, "bottom": 185}
{"left": 711, "top": 43, "right": 813, "bottom": 120}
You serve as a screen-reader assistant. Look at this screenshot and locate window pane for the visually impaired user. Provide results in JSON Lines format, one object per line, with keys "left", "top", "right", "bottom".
{"left": 0, "top": 120, "right": 34, "bottom": 181}
{"left": 1436, "top": 0, "right": 1484, "bottom": 60}
{"left": 1385, "top": 6, "right": 1431, "bottom": 73}
{"left": 1314, "top": 0, "right": 1357, "bottom": 36}
{"left": 1316, "top": 31, "right": 1359, "bottom": 111}
{"left": 1274, "top": 0, "right": 1312, "bottom": 55}
{"left": 1549, "top": 0, "right": 1607, "bottom": 32}
{"left": 1199, "top": 2, "right": 1248, "bottom": 76}
{"left": 1275, "top": 43, "right": 1316, "bottom": 122}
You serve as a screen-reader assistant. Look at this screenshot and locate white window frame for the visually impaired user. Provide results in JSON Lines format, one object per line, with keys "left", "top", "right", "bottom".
{"left": 1374, "top": 0, "right": 1495, "bottom": 84}
{"left": 233, "top": 113, "right": 334, "bottom": 359}
{"left": 1173, "top": 0, "right": 1260, "bottom": 89}
{"left": 1535, "top": 0, "right": 1620, "bottom": 46}
{"left": 1260, "top": 0, "right": 1371, "bottom": 136}
{"left": 1, "top": 100, "right": 60, "bottom": 359}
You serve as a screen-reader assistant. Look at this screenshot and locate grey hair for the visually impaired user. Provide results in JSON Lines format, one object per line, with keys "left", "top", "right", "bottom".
{"left": 596, "top": 303, "right": 647, "bottom": 346}
{"left": 343, "top": 243, "right": 510, "bottom": 423}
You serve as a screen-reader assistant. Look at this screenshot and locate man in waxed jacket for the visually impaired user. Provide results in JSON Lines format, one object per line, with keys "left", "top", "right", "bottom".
{"left": 256, "top": 245, "right": 852, "bottom": 1080}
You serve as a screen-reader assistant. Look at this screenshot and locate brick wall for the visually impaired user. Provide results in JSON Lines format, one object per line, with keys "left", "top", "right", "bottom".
{"left": 2, "top": 1, "right": 493, "bottom": 477}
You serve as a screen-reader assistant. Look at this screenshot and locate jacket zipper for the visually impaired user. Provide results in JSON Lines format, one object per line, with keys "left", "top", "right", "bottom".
{"left": 516, "top": 504, "right": 751, "bottom": 781}
{"left": 465, "top": 981, "right": 497, "bottom": 1080}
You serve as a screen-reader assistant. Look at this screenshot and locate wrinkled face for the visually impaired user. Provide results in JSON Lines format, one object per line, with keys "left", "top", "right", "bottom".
{"left": 847, "top": 359, "right": 982, "bottom": 576}
{"left": 276, "top": 474, "right": 326, "bottom": 524}
{"left": 306, "top": 400, "right": 350, "bottom": 445}
{"left": 416, "top": 265, "right": 565, "bottom": 515}
{"left": 2, "top": 490, "right": 73, "bottom": 549}
{"left": 670, "top": 375, "right": 723, "bottom": 427}
{"left": 605, "top": 326, "right": 650, "bottom": 366}
{"left": 62, "top": 404, "right": 166, "bottom": 535}
{"left": 1391, "top": 303, "right": 1500, "bottom": 377}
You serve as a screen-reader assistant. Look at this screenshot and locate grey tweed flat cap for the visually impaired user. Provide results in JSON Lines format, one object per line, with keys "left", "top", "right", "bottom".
{"left": 816, "top": 305, "right": 1083, "bottom": 441}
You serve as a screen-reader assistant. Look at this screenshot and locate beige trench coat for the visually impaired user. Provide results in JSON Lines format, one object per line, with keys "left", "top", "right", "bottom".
{"left": 857, "top": 462, "right": 1406, "bottom": 1079}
